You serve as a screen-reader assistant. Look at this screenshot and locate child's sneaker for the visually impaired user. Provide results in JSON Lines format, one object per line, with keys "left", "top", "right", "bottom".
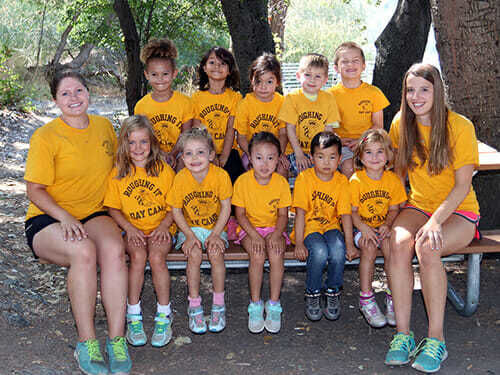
{"left": 247, "top": 301, "right": 265, "bottom": 333}
{"left": 264, "top": 301, "right": 282, "bottom": 333}
{"left": 74, "top": 339, "right": 108, "bottom": 375}
{"left": 412, "top": 337, "right": 448, "bottom": 373}
{"left": 304, "top": 292, "right": 322, "bottom": 321}
{"left": 188, "top": 306, "right": 207, "bottom": 334}
{"left": 151, "top": 313, "right": 172, "bottom": 348}
{"left": 323, "top": 289, "right": 341, "bottom": 321}
{"left": 384, "top": 331, "right": 416, "bottom": 366}
{"left": 105, "top": 336, "right": 132, "bottom": 374}
{"left": 125, "top": 313, "right": 147, "bottom": 346}
{"left": 208, "top": 304, "right": 226, "bottom": 332}
{"left": 385, "top": 293, "right": 396, "bottom": 326}
{"left": 360, "top": 295, "right": 387, "bottom": 328}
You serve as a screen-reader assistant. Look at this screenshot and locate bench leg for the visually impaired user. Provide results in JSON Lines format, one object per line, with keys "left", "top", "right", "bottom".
{"left": 447, "top": 253, "right": 482, "bottom": 317}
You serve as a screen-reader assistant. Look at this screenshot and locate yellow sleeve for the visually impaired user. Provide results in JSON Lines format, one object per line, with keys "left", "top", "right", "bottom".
{"left": 24, "top": 129, "right": 55, "bottom": 186}
{"left": 292, "top": 173, "right": 309, "bottom": 211}
{"left": 229, "top": 91, "right": 243, "bottom": 116}
{"left": 370, "top": 86, "right": 390, "bottom": 113}
{"left": 388, "top": 114, "right": 401, "bottom": 148}
{"left": 349, "top": 175, "right": 361, "bottom": 208}
{"left": 231, "top": 174, "right": 245, "bottom": 207}
{"left": 219, "top": 168, "right": 233, "bottom": 201}
{"left": 234, "top": 99, "right": 250, "bottom": 136}
{"left": 325, "top": 94, "right": 341, "bottom": 124}
{"left": 451, "top": 117, "right": 479, "bottom": 170}
{"left": 337, "top": 176, "right": 352, "bottom": 215}
{"left": 389, "top": 173, "right": 407, "bottom": 206}
{"left": 103, "top": 170, "right": 122, "bottom": 210}
{"left": 278, "top": 94, "right": 298, "bottom": 125}
{"left": 278, "top": 181, "right": 292, "bottom": 208}
{"left": 165, "top": 173, "right": 186, "bottom": 209}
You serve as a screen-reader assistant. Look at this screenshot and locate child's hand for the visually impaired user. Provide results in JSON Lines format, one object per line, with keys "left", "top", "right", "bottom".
{"left": 149, "top": 222, "right": 172, "bottom": 245}
{"left": 377, "top": 224, "right": 391, "bottom": 240}
{"left": 218, "top": 154, "right": 229, "bottom": 168}
{"left": 205, "top": 233, "right": 225, "bottom": 256}
{"left": 249, "top": 233, "right": 266, "bottom": 255}
{"left": 361, "top": 226, "right": 379, "bottom": 248}
{"left": 345, "top": 243, "right": 360, "bottom": 261}
{"left": 294, "top": 243, "right": 308, "bottom": 261}
{"left": 296, "top": 152, "right": 312, "bottom": 172}
{"left": 279, "top": 154, "right": 290, "bottom": 170}
{"left": 126, "top": 226, "right": 147, "bottom": 247}
{"left": 182, "top": 235, "right": 202, "bottom": 256}
{"left": 266, "top": 231, "right": 286, "bottom": 256}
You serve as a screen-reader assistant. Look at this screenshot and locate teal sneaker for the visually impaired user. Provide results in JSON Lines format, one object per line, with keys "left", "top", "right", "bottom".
{"left": 208, "top": 304, "right": 226, "bottom": 333}
{"left": 247, "top": 301, "right": 265, "bottom": 333}
{"left": 74, "top": 339, "right": 108, "bottom": 375}
{"left": 188, "top": 306, "right": 207, "bottom": 334}
{"left": 105, "top": 336, "right": 132, "bottom": 374}
{"left": 412, "top": 337, "right": 448, "bottom": 373}
{"left": 264, "top": 301, "right": 282, "bottom": 334}
{"left": 384, "top": 332, "right": 416, "bottom": 366}
{"left": 151, "top": 313, "right": 172, "bottom": 347}
{"left": 126, "top": 314, "right": 146, "bottom": 346}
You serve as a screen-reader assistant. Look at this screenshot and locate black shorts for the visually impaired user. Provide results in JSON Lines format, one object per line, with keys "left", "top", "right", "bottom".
{"left": 24, "top": 211, "right": 109, "bottom": 257}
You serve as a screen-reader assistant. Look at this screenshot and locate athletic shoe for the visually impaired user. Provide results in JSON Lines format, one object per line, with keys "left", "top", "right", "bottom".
{"left": 151, "top": 313, "right": 172, "bottom": 348}
{"left": 264, "top": 301, "right": 282, "bottom": 333}
{"left": 74, "top": 339, "right": 108, "bottom": 375}
{"left": 125, "top": 313, "right": 147, "bottom": 346}
{"left": 359, "top": 296, "right": 387, "bottom": 328}
{"left": 304, "top": 292, "right": 322, "bottom": 321}
{"left": 384, "top": 331, "right": 416, "bottom": 366}
{"left": 247, "top": 301, "right": 265, "bottom": 333}
{"left": 412, "top": 337, "right": 448, "bottom": 373}
{"left": 323, "top": 289, "right": 341, "bottom": 321}
{"left": 385, "top": 293, "right": 396, "bottom": 326}
{"left": 208, "top": 304, "right": 226, "bottom": 333}
{"left": 188, "top": 306, "right": 207, "bottom": 334}
{"left": 105, "top": 336, "right": 132, "bottom": 374}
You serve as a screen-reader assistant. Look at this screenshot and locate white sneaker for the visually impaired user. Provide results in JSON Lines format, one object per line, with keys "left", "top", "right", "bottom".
{"left": 247, "top": 302, "right": 265, "bottom": 333}
{"left": 385, "top": 293, "right": 396, "bottom": 326}
{"left": 264, "top": 301, "right": 282, "bottom": 334}
{"left": 360, "top": 296, "right": 387, "bottom": 328}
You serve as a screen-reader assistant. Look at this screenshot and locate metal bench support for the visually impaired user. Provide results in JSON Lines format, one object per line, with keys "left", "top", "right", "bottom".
{"left": 447, "top": 253, "right": 482, "bottom": 317}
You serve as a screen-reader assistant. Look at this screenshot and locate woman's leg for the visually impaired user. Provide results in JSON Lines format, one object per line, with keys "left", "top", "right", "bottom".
{"left": 241, "top": 236, "right": 266, "bottom": 302}
{"left": 147, "top": 238, "right": 172, "bottom": 306}
{"left": 85, "top": 216, "right": 127, "bottom": 339}
{"left": 124, "top": 238, "right": 148, "bottom": 305}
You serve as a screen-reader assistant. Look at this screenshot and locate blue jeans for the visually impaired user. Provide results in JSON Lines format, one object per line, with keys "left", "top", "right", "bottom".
{"left": 304, "top": 229, "right": 346, "bottom": 294}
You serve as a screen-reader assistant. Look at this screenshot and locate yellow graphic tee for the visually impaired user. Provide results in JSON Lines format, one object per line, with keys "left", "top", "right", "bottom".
{"left": 192, "top": 89, "right": 242, "bottom": 154}
{"left": 166, "top": 164, "right": 232, "bottom": 229}
{"left": 232, "top": 170, "right": 292, "bottom": 228}
{"left": 134, "top": 92, "right": 193, "bottom": 153}
{"left": 389, "top": 111, "right": 479, "bottom": 214}
{"left": 104, "top": 162, "right": 175, "bottom": 234}
{"left": 25, "top": 115, "right": 117, "bottom": 220}
{"left": 292, "top": 168, "right": 351, "bottom": 239}
{"left": 278, "top": 89, "right": 340, "bottom": 153}
{"left": 350, "top": 169, "right": 406, "bottom": 228}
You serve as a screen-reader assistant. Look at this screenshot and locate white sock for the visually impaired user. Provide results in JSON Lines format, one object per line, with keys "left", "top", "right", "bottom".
{"left": 127, "top": 301, "right": 141, "bottom": 315}
{"left": 157, "top": 302, "right": 172, "bottom": 316}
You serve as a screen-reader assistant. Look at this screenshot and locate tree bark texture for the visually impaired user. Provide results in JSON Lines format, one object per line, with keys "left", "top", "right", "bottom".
{"left": 268, "top": 0, "right": 288, "bottom": 53}
{"left": 113, "top": 0, "right": 144, "bottom": 114}
{"left": 220, "top": 0, "right": 275, "bottom": 94}
{"left": 430, "top": 0, "right": 499, "bottom": 229}
{"left": 372, "top": 0, "right": 431, "bottom": 130}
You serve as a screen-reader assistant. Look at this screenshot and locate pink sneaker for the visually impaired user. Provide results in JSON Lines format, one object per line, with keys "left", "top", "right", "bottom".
{"left": 227, "top": 216, "right": 238, "bottom": 241}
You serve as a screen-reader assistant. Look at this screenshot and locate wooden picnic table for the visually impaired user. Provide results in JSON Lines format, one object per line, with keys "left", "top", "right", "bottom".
{"left": 478, "top": 141, "right": 500, "bottom": 171}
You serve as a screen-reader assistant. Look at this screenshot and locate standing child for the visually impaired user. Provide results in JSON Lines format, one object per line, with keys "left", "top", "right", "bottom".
{"left": 350, "top": 129, "right": 406, "bottom": 328}
{"left": 166, "top": 128, "right": 232, "bottom": 334}
{"left": 232, "top": 132, "right": 292, "bottom": 334}
{"left": 135, "top": 38, "right": 193, "bottom": 170}
{"left": 279, "top": 53, "right": 340, "bottom": 181}
{"left": 192, "top": 46, "right": 244, "bottom": 183}
{"left": 293, "top": 132, "right": 357, "bottom": 321}
{"left": 104, "top": 115, "right": 176, "bottom": 348}
{"left": 329, "top": 42, "right": 390, "bottom": 179}
{"left": 234, "top": 53, "right": 289, "bottom": 176}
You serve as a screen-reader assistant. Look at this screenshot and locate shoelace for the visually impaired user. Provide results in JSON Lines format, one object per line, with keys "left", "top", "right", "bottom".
{"left": 110, "top": 337, "right": 127, "bottom": 361}
{"left": 86, "top": 339, "right": 104, "bottom": 362}
{"left": 362, "top": 299, "right": 379, "bottom": 315}
{"left": 267, "top": 305, "right": 282, "bottom": 320}
{"left": 307, "top": 294, "right": 321, "bottom": 309}
{"left": 129, "top": 320, "right": 143, "bottom": 334}
{"left": 191, "top": 310, "right": 204, "bottom": 326}
{"left": 327, "top": 293, "right": 339, "bottom": 308}
{"left": 415, "top": 339, "right": 445, "bottom": 360}
{"left": 390, "top": 333, "right": 412, "bottom": 351}
{"left": 248, "top": 304, "right": 263, "bottom": 319}
{"left": 154, "top": 314, "right": 170, "bottom": 334}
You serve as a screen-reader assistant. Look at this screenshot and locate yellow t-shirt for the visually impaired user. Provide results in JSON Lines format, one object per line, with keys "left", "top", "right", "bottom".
{"left": 350, "top": 169, "right": 406, "bottom": 228}
{"left": 292, "top": 168, "right": 351, "bottom": 239}
{"left": 278, "top": 89, "right": 340, "bottom": 154}
{"left": 329, "top": 82, "right": 390, "bottom": 139}
{"left": 134, "top": 92, "right": 193, "bottom": 153}
{"left": 166, "top": 164, "right": 232, "bottom": 230}
{"left": 25, "top": 115, "right": 117, "bottom": 220}
{"left": 234, "top": 92, "right": 285, "bottom": 141}
{"left": 191, "top": 89, "right": 242, "bottom": 154}
{"left": 104, "top": 162, "right": 175, "bottom": 234}
{"left": 232, "top": 170, "right": 292, "bottom": 228}
{"left": 389, "top": 111, "right": 479, "bottom": 214}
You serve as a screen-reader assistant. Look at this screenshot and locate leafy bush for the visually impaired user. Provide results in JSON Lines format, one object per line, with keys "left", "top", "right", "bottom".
{"left": 0, "top": 46, "right": 25, "bottom": 108}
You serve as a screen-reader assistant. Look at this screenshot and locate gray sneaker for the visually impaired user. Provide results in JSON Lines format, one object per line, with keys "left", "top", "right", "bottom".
{"left": 323, "top": 289, "right": 341, "bottom": 320}
{"left": 305, "top": 292, "right": 322, "bottom": 321}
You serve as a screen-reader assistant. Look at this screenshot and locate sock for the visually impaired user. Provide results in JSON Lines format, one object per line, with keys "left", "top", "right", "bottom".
{"left": 188, "top": 296, "right": 201, "bottom": 308}
{"left": 360, "top": 290, "right": 374, "bottom": 298}
{"left": 213, "top": 292, "right": 225, "bottom": 306}
{"left": 360, "top": 291, "right": 375, "bottom": 306}
{"left": 157, "top": 302, "right": 171, "bottom": 316}
{"left": 268, "top": 299, "right": 280, "bottom": 306}
{"left": 127, "top": 301, "right": 141, "bottom": 315}
{"left": 250, "top": 300, "right": 263, "bottom": 305}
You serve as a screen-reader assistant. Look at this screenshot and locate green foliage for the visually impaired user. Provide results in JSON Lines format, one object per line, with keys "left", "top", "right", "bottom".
{"left": 0, "top": 45, "right": 26, "bottom": 108}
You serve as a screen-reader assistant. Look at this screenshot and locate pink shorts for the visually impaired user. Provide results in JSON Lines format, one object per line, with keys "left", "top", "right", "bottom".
{"left": 234, "top": 226, "right": 291, "bottom": 245}
{"left": 403, "top": 204, "right": 481, "bottom": 239}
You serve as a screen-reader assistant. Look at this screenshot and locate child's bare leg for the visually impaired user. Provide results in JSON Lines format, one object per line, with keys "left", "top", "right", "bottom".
{"left": 186, "top": 246, "right": 202, "bottom": 299}
{"left": 208, "top": 251, "right": 226, "bottom": 293}
{"left": 267, "top": 244, "right": 285, "bottom": 302}
{"left": 340, "top": 158, "right": 354, "bottom": 179}
{"left": 126, "top": 239, "right": 148, "bottom": 305}
{"left": 380, "top": 238, "right": 391, "bottom": 289}
{"left": 148, "top": 238, "right": 171, "bottom": 305}
{"left": 241, "top": 236, "right": 265, "bottom": 302}
{"left": 359, "top": 241, "right": 377, "bottom": 293}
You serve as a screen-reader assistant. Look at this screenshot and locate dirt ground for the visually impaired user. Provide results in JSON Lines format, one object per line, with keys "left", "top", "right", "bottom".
{"left": 0, "top": 105, "right": 499, "bottom": 375}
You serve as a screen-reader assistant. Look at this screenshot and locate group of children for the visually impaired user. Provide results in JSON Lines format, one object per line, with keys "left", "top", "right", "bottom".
{"left": 104, "top": 37, "right": 405, "bottom": 352}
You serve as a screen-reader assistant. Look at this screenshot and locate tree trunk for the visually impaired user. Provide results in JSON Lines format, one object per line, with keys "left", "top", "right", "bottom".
{"left": 372, "top": 0, "right": 431, "bottom": 130}
{"left": 268, "top": 0, "right": 288, "bottom": 54}
{"left": 113, "top": 0, "right": 144, "bottom": 114}
{"left": 220, "top": 0, "right": 275, "bottom": 94}
{"left": 430, "top": 0, "right": 500, "bottom": 229}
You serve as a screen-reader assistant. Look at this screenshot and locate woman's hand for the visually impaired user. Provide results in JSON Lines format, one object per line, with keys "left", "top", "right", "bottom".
{"left": 60, "top": 215, "right": 88, "bottom": 242}
{"left": 416, "top": 218, "right": 443, "bottom": 251}
{"left": 295, "top": 151, "right": 312, "bottom": 171}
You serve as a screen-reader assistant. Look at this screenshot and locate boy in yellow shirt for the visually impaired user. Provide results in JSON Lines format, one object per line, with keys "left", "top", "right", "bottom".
{"left": 329, "top": 42, "right": 390, "bottom": 178}
{"left": 278, "top": 53, "right": 340, "bottom": 181}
